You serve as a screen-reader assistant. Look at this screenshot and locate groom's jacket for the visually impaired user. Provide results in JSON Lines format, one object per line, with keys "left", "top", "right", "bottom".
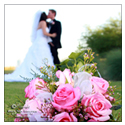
{"left": 49, "top": 19, "right": 62, "bottom": 49}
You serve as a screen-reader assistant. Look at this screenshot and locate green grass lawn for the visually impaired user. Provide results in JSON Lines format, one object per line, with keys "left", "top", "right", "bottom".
{"left": 4, "top": 70, "right": 122, "bottom": 122}
{"left": 4, "top": 81, "right": 29, "bottom": 122}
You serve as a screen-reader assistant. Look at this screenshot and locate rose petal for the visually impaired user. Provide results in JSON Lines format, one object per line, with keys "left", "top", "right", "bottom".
{"left": 87, "top": 119, "right": 98, "bottom": 122}
{"left": 56, "top": 70, "right": 66, "bottom": 84}
{"left": 90, "top": 115, "right": 110, "bottom": 122}
{"left": 70, "top": 112, "right": 77, "bottom": 122}
{"left": 97, "top": 109, "right": 112, "bottom": 116}
{"left": 63, "top": 69, "right": 73, "bottom": 83}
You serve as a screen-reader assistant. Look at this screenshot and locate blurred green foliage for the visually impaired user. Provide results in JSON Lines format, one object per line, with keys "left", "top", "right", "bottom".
{"left": 75, "top": 15, "right": 122, "bottom": 81}
{"left": 79, "top": 15, "right": 122, "bottom": 54}
{"left": 90, "top": 49, "right": 122, "bottom": 81}
{"left": 104, "top": 49, "right": 122, "bottom": 81}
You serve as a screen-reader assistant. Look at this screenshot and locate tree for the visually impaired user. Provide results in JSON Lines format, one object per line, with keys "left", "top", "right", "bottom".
{"left": 78, "top": 14, "right": 122, "bottom": 54}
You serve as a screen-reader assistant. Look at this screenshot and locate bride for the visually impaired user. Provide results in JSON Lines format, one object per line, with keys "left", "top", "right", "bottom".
{"left": 5, "top": 10, "right": 56, "bottom": 82}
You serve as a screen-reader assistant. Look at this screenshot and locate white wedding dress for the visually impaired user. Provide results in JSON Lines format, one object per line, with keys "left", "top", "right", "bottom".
{"left": 5, "top": 28, "right": 54, "bottom": 82}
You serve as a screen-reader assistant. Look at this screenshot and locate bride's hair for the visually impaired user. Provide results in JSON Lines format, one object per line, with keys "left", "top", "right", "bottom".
{"left": 39, "top": 12, "right": 47, "bottom": 22}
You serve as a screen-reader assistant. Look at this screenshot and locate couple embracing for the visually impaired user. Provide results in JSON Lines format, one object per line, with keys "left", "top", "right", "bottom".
{"left": 5, "top": 9, "right": 62, "bottom": 82}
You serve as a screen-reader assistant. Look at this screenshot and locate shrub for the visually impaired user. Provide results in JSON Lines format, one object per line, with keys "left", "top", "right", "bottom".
{"left": 104, "top": 49, "right": 122, "bottom": 81}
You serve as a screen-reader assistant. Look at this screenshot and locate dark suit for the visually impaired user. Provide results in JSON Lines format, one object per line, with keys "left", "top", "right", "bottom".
{"left": 48, "top": 19, "right": 62, "bottom": 67}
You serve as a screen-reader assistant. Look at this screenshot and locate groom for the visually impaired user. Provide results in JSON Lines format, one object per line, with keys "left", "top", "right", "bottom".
{"left": 47, "top": 9, "right": 62, "bottom": 70}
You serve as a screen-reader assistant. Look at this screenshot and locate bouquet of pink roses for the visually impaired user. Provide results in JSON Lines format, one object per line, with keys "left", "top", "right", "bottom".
{"left": 14, "top": 68, "right": 118, "bottom": 122}
{"left": 14, "top": 50, "right": 121, "bottom": 122}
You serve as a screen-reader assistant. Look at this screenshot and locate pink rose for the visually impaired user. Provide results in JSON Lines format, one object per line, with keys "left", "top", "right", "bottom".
{"left": 56, "top": 69, "right": 74, "bottom": 86}
{"left": 81, "top": 93, "right": 112, "bottom": 121}
{"left": 14, "top": 114, "right": 29, "bottom": 122}
{"left": 53, "top": 112, "right": 77, "bottom": 122}
{"left": 104, "top": 94, "right": 115, "bottom": 102}
{"left": 14, "top": 114, "right": 22, "bottom": 122}
{"left": 91, "top": 76, "right": 109, "bottom": 94}
{"left": 25, "top": 78, "right": 47, "bottom": 99}
{"left": 52, "top": 84, "right": 81, "bottom": 112}
{"left": 87, "top": 119, "right": 98, "bottom": 122}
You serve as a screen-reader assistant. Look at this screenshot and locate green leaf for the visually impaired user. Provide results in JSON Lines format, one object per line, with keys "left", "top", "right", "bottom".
{"left": 61, "top": 59, "right": 70, "bottom": 65}
{"left": 110, "top": 105, "right": 122, "bottom": 110}
{"left": 68, "top": 52, "right": 81, "bottom": 59}
{"left": 77, "top": 61, "right": 83, "bottom": 69}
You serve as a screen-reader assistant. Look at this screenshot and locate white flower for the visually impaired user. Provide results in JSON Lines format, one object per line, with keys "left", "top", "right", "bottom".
{"left": 74, "top": 72, "right": 92, "bottom": 99}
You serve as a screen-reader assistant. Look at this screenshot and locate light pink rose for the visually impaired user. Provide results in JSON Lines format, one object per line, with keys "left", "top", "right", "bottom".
{"left": 25, "top": 78, "right": 47, "bottom": 99}
{"left": 81, "top": 93, "right": 112, "bottom": 122}
{"left": 53, "top": 112, "right": 77, "bottom": 122}
{"left": 56, "top": 69, "right": 74, "bottom": 86}
{"left": 91, "top": 76, "right": 109, "bottom": 94}
{"left": 29, "top": 112, "right": 53, "bottom": 122}
{"left": 21, "top": 98, "right": 42, "bottom": 121}
{"left": 52, "top": 84, "right": 81, "bottom": 112}
{"left": 21, "top": 98, "right": 54, "bottom": 122}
